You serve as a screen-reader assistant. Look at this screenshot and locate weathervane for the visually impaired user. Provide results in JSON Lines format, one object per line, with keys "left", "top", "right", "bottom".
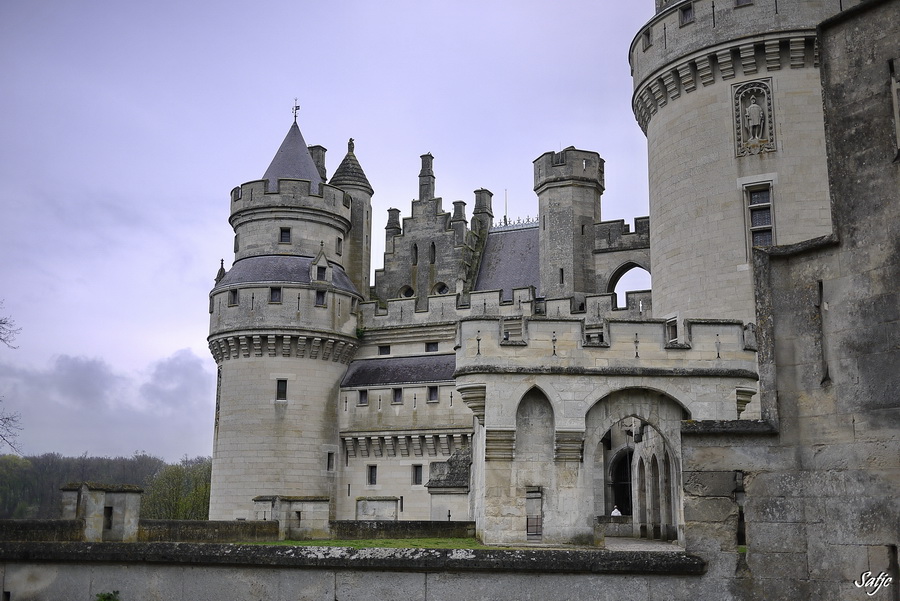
{"left": 292, "top": 98, "right": 300, "bottom": 123}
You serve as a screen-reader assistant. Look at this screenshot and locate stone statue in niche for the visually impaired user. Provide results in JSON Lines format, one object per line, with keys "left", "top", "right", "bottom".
{"left": 745, "top": 96, "right": 764, "bottom": 140}
{"left": 734, "top": 80, "right": 776, "bottom": 156}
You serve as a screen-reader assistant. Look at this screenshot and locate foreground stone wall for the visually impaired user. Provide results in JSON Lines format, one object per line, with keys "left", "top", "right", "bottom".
{"left": 0, "top": 542, "right": 705, "bottom": 601}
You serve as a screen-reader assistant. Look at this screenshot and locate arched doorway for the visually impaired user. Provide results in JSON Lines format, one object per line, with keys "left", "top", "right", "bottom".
{"left": 585, "top": 388, "right": 687, "bottom": 543}
{"left": 609, "top": 448, "right": 633, "bottom": 515}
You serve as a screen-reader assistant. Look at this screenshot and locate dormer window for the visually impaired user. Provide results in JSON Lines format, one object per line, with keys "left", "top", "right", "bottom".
{"left": 316, "top": 265, "right": 327, "bottom": 281}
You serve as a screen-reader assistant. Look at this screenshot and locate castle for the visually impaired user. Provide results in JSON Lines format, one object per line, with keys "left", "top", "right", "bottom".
{"left": 206, "top": 0, "right": 898, "bottom": 591}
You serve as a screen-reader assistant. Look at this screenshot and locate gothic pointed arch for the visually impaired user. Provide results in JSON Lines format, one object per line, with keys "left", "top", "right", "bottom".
{"left": 515, "top": 387, "right": 555, "bottom": 462}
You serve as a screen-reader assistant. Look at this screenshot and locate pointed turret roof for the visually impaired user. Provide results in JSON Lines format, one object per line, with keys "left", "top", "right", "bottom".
{"left": 262, "top": 121, "right": 323, "bottom": 188}
{"left": 330, "top": 138, "right": 373, "bottom": 195}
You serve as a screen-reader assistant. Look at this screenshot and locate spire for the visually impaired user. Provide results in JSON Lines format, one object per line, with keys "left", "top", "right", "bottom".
{"left": 262, "top": 121, "right": 323, "bottom": 189}
{"left": 329, "top": 138, "right": 374, "bottom": 195}
{"left": 215, "top": 259, "right": 226, "bottom": 284}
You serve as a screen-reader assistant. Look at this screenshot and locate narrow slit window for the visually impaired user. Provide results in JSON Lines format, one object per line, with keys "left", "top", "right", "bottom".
{"left": 747, "top": 186, "right": 774, "bottom": 248}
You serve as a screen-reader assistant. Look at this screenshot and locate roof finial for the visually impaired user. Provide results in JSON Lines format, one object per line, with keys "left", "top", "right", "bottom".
{"left": 292, "top": 98, "right": 300, "bottom": 123}
{"left": 348, "top": 138, "right": 355, "bottom": 153}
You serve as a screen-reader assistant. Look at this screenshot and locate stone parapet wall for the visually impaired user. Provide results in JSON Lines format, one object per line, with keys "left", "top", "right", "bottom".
{"left": 0, "top": 520, "right": 84, "bottom": 542}
{"left": 138, "top": 519, "right": 279, "bottom": 543}
{"left": 0, "top": 541, "right": 711, "bottom": 601}
{"left": 331, "top": 520, "right": 475, "bottom": 540}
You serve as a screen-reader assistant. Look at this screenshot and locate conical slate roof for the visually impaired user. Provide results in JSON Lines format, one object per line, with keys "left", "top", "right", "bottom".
{"left": 329, "top": 138, "right": 373, "bottom": 194}
{"left": 262, "top": 121, "right": 323, "bottom": 188}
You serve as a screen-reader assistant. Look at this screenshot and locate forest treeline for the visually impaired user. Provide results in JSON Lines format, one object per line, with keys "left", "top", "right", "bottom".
{"left": 0, "top": 452, "right": 211, "bottom": 520}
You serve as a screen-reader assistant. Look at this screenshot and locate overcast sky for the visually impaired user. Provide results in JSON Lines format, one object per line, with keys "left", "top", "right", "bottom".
{"left": 0, "top": 1, "right": 654, "bottom": 462}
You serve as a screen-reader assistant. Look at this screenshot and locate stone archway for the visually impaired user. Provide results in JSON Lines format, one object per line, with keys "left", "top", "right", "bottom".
{"left": 585, "top": 388, "right": 687, "bottom": 543}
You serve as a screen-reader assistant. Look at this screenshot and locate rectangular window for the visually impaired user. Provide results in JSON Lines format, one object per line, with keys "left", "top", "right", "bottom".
{"left": 378, "top": 345, "right": 390, "bottom": 356}
{"left": 392, "top": 388, "right": 403, "bottom": 404}
{"left": 666, "top": 318, "right": 678, "bottom": 343}
{"left": 735, "top": 0, "right": 752, "bottom": 6}
{"left": 316, "top": 265, "right": 327, "bottom": 281}
{"left": 412, "top": 464, "right": 423, "bottom": 485}
{"left": 228, "top": 289, "right": 239, "bottom": 306}
{"left": 269, "top": 287, "right": 282, "bottom": 303}
{"left": 234, "top": 234, "right": 239, "bottom": 252}
{"left": 276, "top": 379, "right": 287, "bottom": 400}
{"left": 427, "top": 386, "right": 439, "bottom": 403}
{"left": 367, "top": 465, "right": 377, "bottom": 485}
{"left": 279, "top": 227, "right": 291, "bottom": 243}
{"left": 315, "top": 290, "right": 326, "bottom": 306}
{"left": 747, "top": 186, "right": 774, "bottom": 248}
{"left": 336, "top": 237, "right": 343, "bottom": 255}
{"left": 642, "top": 28, "right": 652, "bottom": 50}
{"left": 103, "top": 506, "right": 113, "bottom": 530}
{"left": 679, "top": 3, "right": 694, "bottom": 25}
{"left": 326, "top": 452, "right": 335, "bottom": 471}
{"left": 358, "top": 390, "right": 368, "bottom": 406}
{"left": 425, "top": 342, "right": 438, "bottom": 352}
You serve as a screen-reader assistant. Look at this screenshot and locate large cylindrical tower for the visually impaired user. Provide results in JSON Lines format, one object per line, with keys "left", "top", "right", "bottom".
{"left": 631, "top": 0, "right": 855, "bottom": 323}
{"left": 207, "top": 121, "right": 361, "bottom": 520}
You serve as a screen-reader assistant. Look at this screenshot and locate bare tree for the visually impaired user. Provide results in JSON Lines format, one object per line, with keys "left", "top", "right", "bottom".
{"left": 0, "top": 300, "right": 22, "bottom": 452}
{"left": 0, "top": 301, "right": 20, "bottom": 349}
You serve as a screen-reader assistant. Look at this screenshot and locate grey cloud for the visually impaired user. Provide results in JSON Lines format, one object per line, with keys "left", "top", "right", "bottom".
{"left": 139, "top": 348, "right": 213, "bottom": 414}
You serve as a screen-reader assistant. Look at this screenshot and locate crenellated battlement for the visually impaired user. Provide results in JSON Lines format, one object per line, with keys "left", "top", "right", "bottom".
{"left": 594, "top": 216, "right": 650, "bottom": 253}
{"left": 359, "top": 286, "right": 655, "bottom": 332}
{"left": 456, "top": 315, "right": 758, "bottom": 375}
{"left": 230, "top": 178, "right": 352, "bottom": 221}
{"left": 533, "top": 147, "right": 605, "bottom": 193}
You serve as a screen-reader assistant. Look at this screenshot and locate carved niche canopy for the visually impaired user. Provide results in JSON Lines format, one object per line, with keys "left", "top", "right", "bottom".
{"left": 734, "top": 79, "right": 777, "bottom": 156}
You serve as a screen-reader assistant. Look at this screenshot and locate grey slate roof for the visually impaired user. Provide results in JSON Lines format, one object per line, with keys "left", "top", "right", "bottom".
{"left": 262, "top": 122, "right": 323, "bottom": 189}
{"left": 213, "top": 255, "right": 359, "bottom": 295}
{"left": 341, "top": 354, "right": 456, "bottom": 387}
{"left": 329, "top": 140, "right": 373, "bottom": 195}
{"left": 474, "top": 226, "right": 540, "bottom": 299}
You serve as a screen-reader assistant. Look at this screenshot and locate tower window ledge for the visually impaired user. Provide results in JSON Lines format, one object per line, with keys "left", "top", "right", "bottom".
{"left": 664, "top": 341, "right": 692, "bottom": 350}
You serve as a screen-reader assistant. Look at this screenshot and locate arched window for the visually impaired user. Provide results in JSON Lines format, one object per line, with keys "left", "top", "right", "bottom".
{"left": 608, "top": 263, "right": 651, "bottom": 309}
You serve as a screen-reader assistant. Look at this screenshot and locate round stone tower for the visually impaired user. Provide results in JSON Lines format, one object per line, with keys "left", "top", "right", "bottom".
{"left": 631, "top": 0, "right": 849, "bottom": 323}
{"left": 207, "top": 120, "right": 363, "bottom": 520}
